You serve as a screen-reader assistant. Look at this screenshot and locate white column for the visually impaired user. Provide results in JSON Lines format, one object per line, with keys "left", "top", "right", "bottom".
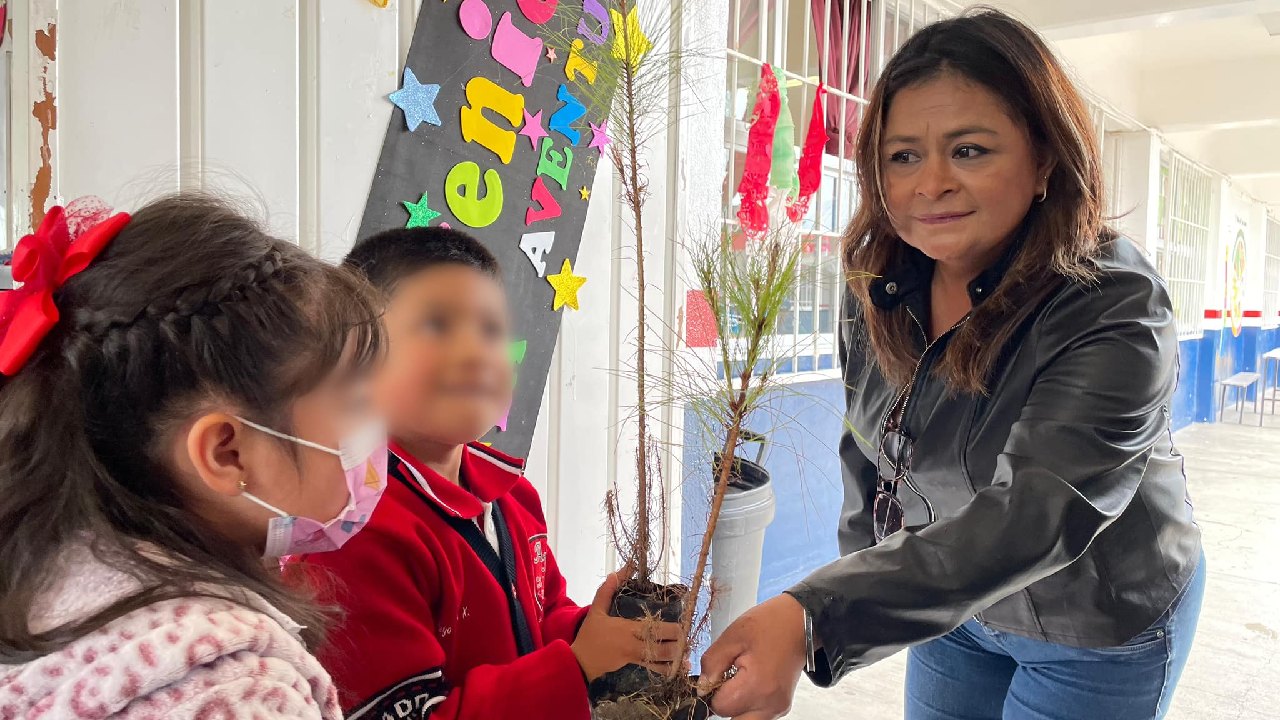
{"left": 1109, "top": 130, "right": 1161, "bottom": 254}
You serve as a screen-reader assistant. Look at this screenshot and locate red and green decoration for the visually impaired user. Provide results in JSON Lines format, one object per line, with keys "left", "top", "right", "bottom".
{"left": 358, "top": 1, "right": 619, "bottom": 458}
{"left": 736, "top": 63, "right": 829, "bottom": 236}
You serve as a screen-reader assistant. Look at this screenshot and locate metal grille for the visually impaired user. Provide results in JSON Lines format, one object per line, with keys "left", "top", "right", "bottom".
{"left": 1265, "top": 216, "right": 1280, "bottom": 329}
{"left": 1155, "top": 152, "right": 1214, "bottom": 338}
{"left": 721, "top": 0, "right": 955, "bottom": 376}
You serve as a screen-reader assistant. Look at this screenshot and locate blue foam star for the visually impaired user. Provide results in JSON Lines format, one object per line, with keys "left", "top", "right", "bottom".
{"left": 389, "top": 67, "right": 441, "bottom": 132}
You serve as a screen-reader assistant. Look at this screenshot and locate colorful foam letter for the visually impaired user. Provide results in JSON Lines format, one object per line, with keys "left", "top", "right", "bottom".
{"left": 460, "top": 76, "right": 525, "bottom": 164}
{"left": 492, "top": 12, "right": 543, "bottom": 87}
{"left": 565, "top": 39, "right": 599, "bottom": 84}
{"left": 578, "top": 0, "right": 610, "bottom": 44}
{"left": 519, "top": 231, "right": 556, "bottom": 276}
{"left": 526, "top": 176, "right": 564, "bottom": 225}
{"left": 445, "top": 161, "right": 505, "bottom": 228}
{"left": 537, "top": 137, "right": 574, "bottom": 190}
{"left": 548, "top": 84, "right": 586, "bottom": 146}
{"left": 458, "top": 0, "right": 493, "bottom": 40}
{"left": 517, "top": 0, "right": 558, "bottom": 25}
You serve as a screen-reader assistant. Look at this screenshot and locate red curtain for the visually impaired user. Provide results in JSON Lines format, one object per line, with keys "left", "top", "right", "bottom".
{"left": 734, "top": 0, "right": 866, "bottom": 158}
{"left": 733, "top": 0, "right": 777, "bottom": 53}
{"left": 811, "top": 0, "right": 865, "bottom": 159}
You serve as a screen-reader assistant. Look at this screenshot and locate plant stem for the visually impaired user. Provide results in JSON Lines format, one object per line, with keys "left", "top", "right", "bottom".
{"left": 675, "top": 370, "right": 752, "bottom": 672}
{"left": 613, "top": 0, "right": 652, "bottom": 582}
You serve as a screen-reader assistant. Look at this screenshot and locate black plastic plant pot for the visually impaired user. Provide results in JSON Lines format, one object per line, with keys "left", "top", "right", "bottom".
{"left": 712, "top": 451, "right": 772, "bottom": 492}
{"left": 589, "top": 580, "right": 688, "bottom": 703}
{"left": 674, "top": 682, "right": 712, "bottom": 720}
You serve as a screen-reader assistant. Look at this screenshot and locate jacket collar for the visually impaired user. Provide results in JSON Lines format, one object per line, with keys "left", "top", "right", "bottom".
{"left": 389, "top": 441, "right": 525, "bottom": 520}
{"left": 869, "top": 225, "right": 1027, "bottom": 312}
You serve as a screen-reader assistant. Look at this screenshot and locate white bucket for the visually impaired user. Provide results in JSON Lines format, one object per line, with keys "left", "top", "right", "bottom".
{"left": 708, "top": 480, "right": 777, "bottom": 642}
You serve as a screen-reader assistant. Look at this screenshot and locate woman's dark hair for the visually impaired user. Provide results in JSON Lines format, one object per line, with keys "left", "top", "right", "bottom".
{"left": 844, "top": 7, "right": 1112, "bottom": 394}
{"left": 0, "top": 193, "right": 384, "bottom": 661}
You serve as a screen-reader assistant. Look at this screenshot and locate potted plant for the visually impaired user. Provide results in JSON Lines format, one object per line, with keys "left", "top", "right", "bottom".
{"left": 547, "top": 2, "right": 805, "bottom": 717}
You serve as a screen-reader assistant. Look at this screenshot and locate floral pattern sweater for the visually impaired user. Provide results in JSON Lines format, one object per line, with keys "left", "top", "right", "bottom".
{"left": 0, "top": 544, "right": 342, "bottom": 719}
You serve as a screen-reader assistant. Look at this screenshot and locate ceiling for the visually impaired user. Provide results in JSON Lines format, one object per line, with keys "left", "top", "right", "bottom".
{"left": 987, "top": 0, "right": 1280, "bottom": 208}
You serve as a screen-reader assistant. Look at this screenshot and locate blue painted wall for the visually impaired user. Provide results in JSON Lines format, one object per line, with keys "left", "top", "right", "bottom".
{"left": 1171, "top": 325, "right": 1280, "bottom": 431}
{"left": 1171, "top": 339, "right": 1200, "bottom": 431}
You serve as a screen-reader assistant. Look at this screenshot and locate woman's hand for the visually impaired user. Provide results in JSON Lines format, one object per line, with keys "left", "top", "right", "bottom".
{"left": 699, "top": 594, "right": 808, "bottom": 720}
{"left": 571, "top": 567, "right": 683, "bottom": 681}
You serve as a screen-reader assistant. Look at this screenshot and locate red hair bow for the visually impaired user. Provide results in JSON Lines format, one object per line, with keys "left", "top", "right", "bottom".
{"left": 0, "top": 206, "right": 131, "bottom": 375}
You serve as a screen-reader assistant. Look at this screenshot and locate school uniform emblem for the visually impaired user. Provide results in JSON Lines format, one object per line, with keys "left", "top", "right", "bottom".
{"left": 529, "top": 533, "right": 548, "bottom": 615}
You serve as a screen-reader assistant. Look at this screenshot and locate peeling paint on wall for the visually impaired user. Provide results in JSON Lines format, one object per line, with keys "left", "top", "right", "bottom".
{"left": 34, "top": 21, "right": 53, "bottom": 60}
{"left": 30, "top": 22, "right": 56, "bottom": 228}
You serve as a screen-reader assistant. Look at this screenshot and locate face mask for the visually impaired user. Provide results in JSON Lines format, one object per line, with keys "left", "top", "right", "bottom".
{"left": 235, "top": 416, "right": 388, "bottom": 558}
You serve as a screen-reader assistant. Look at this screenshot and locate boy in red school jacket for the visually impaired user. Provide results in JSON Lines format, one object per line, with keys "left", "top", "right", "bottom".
{"left": 300, "top": 227, "right": 680, "bottom": 720}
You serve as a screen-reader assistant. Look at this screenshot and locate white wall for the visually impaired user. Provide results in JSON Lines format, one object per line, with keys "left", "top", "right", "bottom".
{"left": 4, "top": 0, "right": 718, "bottom": 601}
{"left": 1246, "top": 198, "right": 1269, "bottom": 313}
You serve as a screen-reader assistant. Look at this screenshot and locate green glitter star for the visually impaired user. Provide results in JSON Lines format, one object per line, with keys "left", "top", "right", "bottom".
{"left": 402, "top": 192, "right": 442, "bottom": 228}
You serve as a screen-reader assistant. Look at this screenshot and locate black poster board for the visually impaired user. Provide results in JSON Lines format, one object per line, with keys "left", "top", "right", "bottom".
{"left": 359, "top": 1, "right": 617, "bottom": 459}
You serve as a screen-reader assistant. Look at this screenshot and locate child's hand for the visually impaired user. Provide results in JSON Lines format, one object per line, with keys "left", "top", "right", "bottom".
{"left": 571, "top": 567, "right": 684, "bottom": 681}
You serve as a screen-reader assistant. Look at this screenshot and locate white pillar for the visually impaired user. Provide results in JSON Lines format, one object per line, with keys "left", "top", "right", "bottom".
{"left": 1109, "top": 130, "right": 1161, "bottom": 254}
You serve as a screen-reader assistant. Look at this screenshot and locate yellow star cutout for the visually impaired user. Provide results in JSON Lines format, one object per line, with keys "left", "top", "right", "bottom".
{"left": 610, "top": 6, "right": 653, "bottom": 71}
{"left": 546, "top": 258, "right": 588, "bottom": 311}
{"left": 579, "top": 186, "right": 591, "bottom": 201}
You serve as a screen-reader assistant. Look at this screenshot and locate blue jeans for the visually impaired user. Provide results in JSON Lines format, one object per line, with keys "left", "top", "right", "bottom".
{"left": 905, "top": 558, "right": 1206, "bottom": 720}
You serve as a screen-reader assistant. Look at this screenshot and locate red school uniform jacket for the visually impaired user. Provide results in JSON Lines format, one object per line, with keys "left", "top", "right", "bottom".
{"left": 299, "top": 441, "right": 591, "bottom": 720}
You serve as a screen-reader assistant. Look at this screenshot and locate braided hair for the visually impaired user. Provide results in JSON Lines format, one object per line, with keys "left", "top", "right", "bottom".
{"left": 0, "top": 193, "right": 384, "bottom": 661}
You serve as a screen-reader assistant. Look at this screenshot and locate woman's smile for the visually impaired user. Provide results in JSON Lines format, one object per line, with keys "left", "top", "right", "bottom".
{"left": 914, "top": 211, "right": 976, "bottom": 225}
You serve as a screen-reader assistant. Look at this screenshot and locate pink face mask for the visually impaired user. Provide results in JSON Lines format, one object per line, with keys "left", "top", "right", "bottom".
{"left": 236, "top": 417, "right": 388, "bottom": 558}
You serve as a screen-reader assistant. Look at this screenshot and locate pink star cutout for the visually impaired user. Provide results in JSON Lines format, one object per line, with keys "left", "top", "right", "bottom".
{"left": 519, "top": 109, "right": 550, "bottom": 150}
{"left": 546, "top": 47, "right": 558, "bottom": 63}
{"left": 589, "top": 120, "right": 611, "bottom": 152}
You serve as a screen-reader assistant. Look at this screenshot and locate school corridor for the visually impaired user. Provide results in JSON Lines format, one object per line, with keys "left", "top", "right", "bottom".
{"left": 787, "top": 416, "right": 1280, "bottom": 720}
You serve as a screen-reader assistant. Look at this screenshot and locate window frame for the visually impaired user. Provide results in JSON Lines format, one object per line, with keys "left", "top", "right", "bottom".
{"left": 1264, "top": 216, "right": 1280, "bottom": 330}
{"left": 1154, "top": 151, "right": 1214, "bottom": 340}
{"left": 714, "top": 0, "right": 954, "bottom": 381}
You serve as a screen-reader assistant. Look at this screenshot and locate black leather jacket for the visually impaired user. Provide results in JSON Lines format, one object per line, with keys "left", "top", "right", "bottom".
{"left": 788, "top": 236, "right": 1202, "bottom": 686}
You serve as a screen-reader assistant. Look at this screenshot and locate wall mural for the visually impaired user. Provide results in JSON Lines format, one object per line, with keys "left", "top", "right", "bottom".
{"left": 1229, "top": 228, "right": 1247, "bottom": 338}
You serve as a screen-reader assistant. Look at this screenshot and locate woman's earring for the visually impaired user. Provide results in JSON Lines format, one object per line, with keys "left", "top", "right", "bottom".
{"left": 238, "top": 480, "right": 248, "bottom": 492}
{"left": 1037, "top": 185, "right": 1048, "bottom": 203}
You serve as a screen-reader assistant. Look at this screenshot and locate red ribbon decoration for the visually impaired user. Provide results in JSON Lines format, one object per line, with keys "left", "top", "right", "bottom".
{"left": 0, "top": 206, "right": 131, "bottom": 376}
{"left": 787, "top": 83, "right": 828, "bottom": 224}
{"left": 736, "top": 64, "right": 782, "bottom": 239}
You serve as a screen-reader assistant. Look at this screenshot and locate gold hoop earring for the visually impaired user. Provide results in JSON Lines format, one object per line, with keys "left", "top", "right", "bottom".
{"left": 1037, "top": 186, "right": 1048, "bottom": 203}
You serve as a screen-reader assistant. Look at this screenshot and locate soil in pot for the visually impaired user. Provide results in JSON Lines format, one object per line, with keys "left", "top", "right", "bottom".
{"left": 712, "top": 451, "right": 771, "bottom": 492}
{"left": 593, "top": 676, "right": 711, "bottom": 720}
{"left": 589, "top": 581, "right": 711, "bottom": 718}
{"left": 588, "top": 580, "right": 689, "bottom": 702}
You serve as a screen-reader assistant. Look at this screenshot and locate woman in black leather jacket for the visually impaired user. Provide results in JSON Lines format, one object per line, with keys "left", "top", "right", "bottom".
{"left": 702, "top": 9, "right": 1204, "bottom": 720}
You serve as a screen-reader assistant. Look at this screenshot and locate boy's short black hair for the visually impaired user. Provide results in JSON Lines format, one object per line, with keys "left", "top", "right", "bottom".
{"left": 343, "top": 227, "right": 501, "bottom": 294}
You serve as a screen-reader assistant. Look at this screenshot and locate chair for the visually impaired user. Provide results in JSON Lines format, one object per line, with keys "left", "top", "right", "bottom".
{"left": 1262, "top": 348, "right": 1280, "bottom": 418}
{"left": 1218, "top": 372, "right": 1262, "bottom": 426}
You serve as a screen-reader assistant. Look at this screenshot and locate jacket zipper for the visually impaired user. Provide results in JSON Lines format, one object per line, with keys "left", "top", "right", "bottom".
{"left": 886, "top": 307, "right": 969, "bottom": 525}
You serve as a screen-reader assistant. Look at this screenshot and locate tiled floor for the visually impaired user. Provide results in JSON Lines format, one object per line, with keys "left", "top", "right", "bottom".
{"left": 788, "top": 412, "right": 1280, "bottom": 719}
